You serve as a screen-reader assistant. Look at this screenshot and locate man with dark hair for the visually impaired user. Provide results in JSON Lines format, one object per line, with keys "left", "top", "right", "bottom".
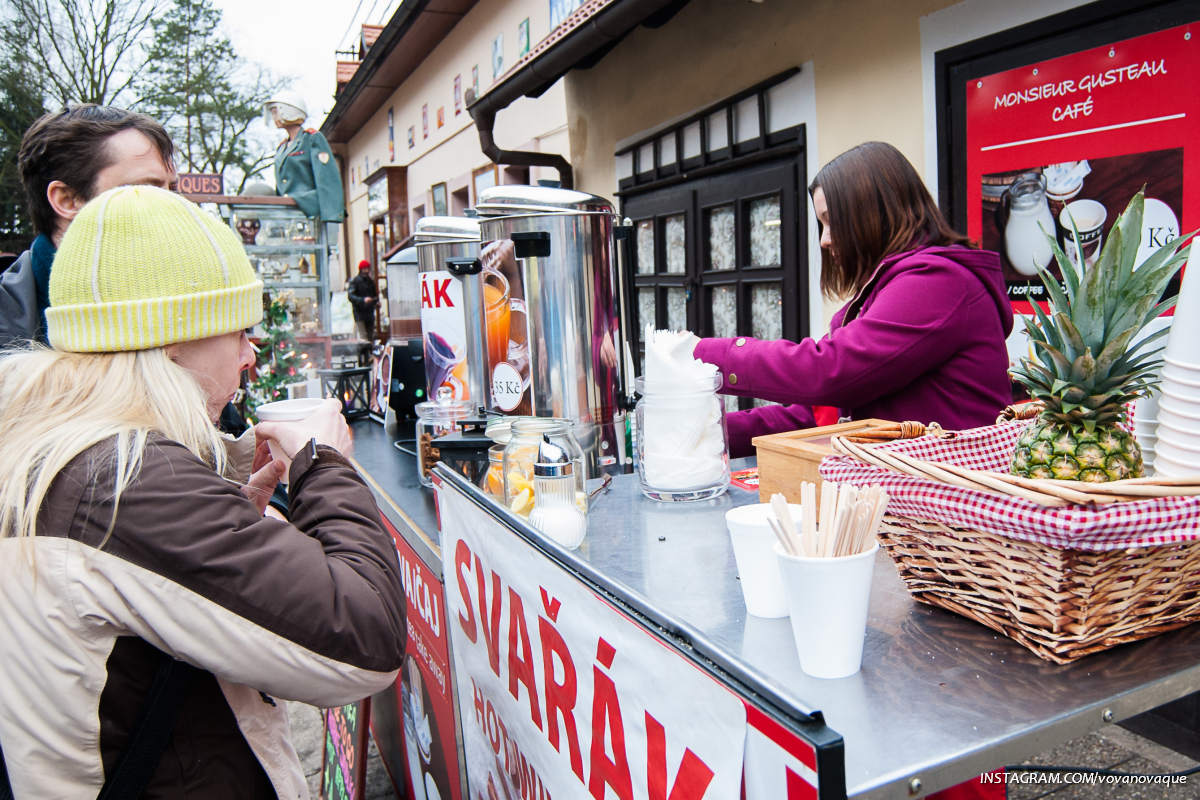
{"left": 0, "top": 104, "right": 176, "bottom": 348}
{"left": 0, "top": 106, "right": 290, "bottom": 531}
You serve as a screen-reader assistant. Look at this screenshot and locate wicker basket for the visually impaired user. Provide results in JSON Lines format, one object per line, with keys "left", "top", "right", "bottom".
{"left": 877, "top": 515, "right": 1200, "bottom": 663}
{"left": 823, "top": 417, "right": 1200, "bottom": 664}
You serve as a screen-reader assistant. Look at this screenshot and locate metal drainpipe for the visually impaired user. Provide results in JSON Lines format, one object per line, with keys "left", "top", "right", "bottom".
{"left": 469, "top": 101, "right": 574, "bottom": 189}
{"left": 463, "top": 0, "right": 691, "bottom": 190}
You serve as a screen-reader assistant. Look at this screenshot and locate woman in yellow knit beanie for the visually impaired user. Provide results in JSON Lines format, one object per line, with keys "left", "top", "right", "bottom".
{"left": 0, "top": 185, "right": 406, "bottom": 798}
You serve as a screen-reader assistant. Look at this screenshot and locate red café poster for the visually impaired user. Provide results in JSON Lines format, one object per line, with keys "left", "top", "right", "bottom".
{"left": 965, "top": 22, "right": 1197, "bottom": 314}
{"left": 370, "top": 517, "right": 464, "bottom": 800}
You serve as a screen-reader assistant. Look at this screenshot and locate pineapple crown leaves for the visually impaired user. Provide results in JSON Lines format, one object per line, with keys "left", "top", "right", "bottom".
{"left": 1046, "top": 190, "right": 1190, "bottom": 353}
{"left": 1016, "top": 189, "right": 1193, "bottom": 408}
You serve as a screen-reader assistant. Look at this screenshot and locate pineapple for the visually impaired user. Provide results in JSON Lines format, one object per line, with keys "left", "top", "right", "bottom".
{"left": 1010, "top": 190, "right": 1191, "bottom": 482}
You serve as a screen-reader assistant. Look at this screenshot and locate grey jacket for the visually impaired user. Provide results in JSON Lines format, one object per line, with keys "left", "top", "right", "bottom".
{"left": 0, "top": 249, "right": 42, "bottom": 348}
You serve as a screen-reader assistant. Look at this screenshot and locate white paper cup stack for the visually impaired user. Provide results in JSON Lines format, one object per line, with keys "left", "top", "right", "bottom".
{"left": 1155, "top": 248, "right": 1200, "bottom": 477}
{"left": 1133, "top": 392, "right": 1160, "bottom": 472}
{"left": 1131, "top": 317, "right": 1171, "bottom": 473}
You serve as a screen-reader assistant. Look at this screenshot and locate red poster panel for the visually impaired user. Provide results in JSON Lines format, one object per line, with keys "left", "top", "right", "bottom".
{"left": 370, "top": 517, "right": 465, "bottom": 800}
{"left": 964, "top": 22, "right": 1197, "bottom": 313}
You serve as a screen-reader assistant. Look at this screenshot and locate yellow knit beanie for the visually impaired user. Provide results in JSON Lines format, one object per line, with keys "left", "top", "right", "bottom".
{"left": 46, "top": 185, "right": 263, "bottom": 352}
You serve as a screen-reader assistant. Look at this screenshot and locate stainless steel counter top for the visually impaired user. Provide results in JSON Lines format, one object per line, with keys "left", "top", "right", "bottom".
{"left": 576, "top": 469, "right": 1200, "bottom": 798}
{"left": 350, "top": 419, "right": 443, "bottom": 576}
{"left": 351, "top": 423, "right": 1200, "bottom": 798}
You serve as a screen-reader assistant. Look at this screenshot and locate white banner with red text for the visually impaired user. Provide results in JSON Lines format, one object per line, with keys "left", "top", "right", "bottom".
{"left": 436, "top": 481, "right": 747, "bottom": 800}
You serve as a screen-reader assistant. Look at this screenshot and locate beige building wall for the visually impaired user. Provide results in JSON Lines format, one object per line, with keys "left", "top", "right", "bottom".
{"left": 341, "top": 0, "right": 572, "bottom": 270}
{"left": 561, "top": 0, "right": 1091, "bottom": 332}
{"left": 563, "top": 0, "right": 959, "bottom": 332}
{"left": 564, "top": 0, "right": 958, "bottom": 201}
{"left": 403, "top": 87, "right": 570, "bottom": 216}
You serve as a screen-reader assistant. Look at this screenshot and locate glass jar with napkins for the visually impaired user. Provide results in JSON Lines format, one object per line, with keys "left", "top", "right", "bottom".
{"left": 635, "top": 326, "right": 730, "bottom": 501}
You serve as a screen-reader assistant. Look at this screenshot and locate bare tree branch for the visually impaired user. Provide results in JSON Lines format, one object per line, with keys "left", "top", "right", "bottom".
{"left": 4, "top": 0, "right": 161, "bottom": 107}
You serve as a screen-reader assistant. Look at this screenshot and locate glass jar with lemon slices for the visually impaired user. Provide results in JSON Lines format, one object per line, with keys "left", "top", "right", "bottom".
{"left": 501, "top": 418, "right": 585, "bottom": 518}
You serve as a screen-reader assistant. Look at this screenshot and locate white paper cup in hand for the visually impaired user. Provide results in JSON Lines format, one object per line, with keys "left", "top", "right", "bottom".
{"left": 725, "top": 504, "right": 796, "bottom": 619}
{"left": 254, "top": 398, "right": 325, "bottom": 475}
{"left": 775, "top": 542, "right": 878, "bottom": 679}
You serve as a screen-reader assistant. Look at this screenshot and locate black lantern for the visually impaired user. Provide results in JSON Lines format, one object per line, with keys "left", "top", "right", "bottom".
{"left": 318, "top": 366, "right": 371, "bottom": 420}
{"left": 431, "top": 411, "right": 493, "bottom": 485}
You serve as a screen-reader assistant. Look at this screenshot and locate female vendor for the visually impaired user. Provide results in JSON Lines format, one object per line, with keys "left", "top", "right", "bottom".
{"left": 694, "top": 141, "right": 1014, "bottom": 457}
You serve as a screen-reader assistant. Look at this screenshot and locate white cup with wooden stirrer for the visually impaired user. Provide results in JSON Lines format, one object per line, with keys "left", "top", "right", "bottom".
{"left": 773, "top": 481, "right": 887, "bottom": 678}
{"left": 774, "top": 541, "right": 878, "bottom": 679}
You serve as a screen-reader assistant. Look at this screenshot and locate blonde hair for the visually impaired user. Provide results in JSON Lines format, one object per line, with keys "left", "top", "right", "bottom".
{"left": 0, "top": 345, "right": 227, "bottom": 542}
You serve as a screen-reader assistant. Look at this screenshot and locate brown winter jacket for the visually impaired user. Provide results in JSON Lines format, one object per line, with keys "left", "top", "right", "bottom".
{"left": 0, "top": 436, "right": 406, "bottom": 798}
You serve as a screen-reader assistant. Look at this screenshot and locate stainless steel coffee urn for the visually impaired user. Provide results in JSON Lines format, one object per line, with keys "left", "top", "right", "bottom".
{"left": 475, "top": 185, "right": 630, "bottom": 474}
{"left": 413, "top": 216, "right": 487, "bottom": 407}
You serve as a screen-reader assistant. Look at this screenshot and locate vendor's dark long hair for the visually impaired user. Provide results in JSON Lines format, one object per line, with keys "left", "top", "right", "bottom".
{"left": 809, "top": 142, "right": 973, "bottom": 298}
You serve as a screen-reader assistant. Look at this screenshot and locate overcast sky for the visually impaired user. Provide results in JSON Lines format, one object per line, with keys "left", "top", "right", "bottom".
{"left": 212, "top": 0, "right": 403, "bottom": 126}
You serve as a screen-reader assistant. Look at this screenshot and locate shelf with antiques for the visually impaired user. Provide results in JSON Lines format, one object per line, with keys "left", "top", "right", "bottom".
{"left": 215, "top": 199, "right": 332, "bottom": 338}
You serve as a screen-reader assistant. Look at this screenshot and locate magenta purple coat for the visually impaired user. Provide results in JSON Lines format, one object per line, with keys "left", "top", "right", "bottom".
{"left": 693, "top": 245, "right": 1015, "bottom": 457}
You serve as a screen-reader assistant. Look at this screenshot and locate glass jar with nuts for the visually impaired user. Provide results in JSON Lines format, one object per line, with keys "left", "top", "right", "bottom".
{"left": 414, "top": 386, "right": 472, "bottom": 487}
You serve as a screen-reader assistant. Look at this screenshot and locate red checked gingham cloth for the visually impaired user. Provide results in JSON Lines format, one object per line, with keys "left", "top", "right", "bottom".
{"left": 819, "top": 417, "right": 1200, "bottom": 552}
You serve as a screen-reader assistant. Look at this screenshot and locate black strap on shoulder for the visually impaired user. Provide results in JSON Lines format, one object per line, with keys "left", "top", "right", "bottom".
{"left": 96, "top": 653, "right": 197, "bottom": 800}
{"left": 0, "top": 740, "right": 13, "bottom": 800}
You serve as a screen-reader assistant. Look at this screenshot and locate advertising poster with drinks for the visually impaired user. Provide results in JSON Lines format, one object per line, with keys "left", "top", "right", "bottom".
{"left": 370, "top": 517, "right": 465, "bottom": 800}
{"left": 369, "top": 344, "right": 392, "bottom": 421}
{"left": 420, "top": 269, "right": 474, "bottom": 401}
{"left": 479, "top": 239, "right": 532, "bottom": 415}
{"left": 435, "top": 478, "right": 747, "bottom": 800}
{"left": 964, "top": 22, "right": 1197, "bottom": 314}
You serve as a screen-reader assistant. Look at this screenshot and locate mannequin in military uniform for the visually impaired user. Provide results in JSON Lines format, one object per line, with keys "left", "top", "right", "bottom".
{"left": 264, "top": 92, "right": 345, "bottom": 222}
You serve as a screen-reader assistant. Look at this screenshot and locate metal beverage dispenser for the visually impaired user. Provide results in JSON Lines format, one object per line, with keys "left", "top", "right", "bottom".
{"left": 474, "top": 185, "right": 630, "bottom": 475}
{"left": 385, "top": 245, "right": 421, "bottom": 339}
{"left": 414, "top": 216, "right": 488, "bottom": 407}
{"left": 383, "top": 246, "right": 426, "bottom": 422}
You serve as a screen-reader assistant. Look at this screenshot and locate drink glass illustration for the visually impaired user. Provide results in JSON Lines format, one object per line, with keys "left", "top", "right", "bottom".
{"left": 423, "top": 330, "right": 461, "bottom": 394}
{"left": 483, "top": 270, "right": 511, "bottom": 372}
{"left": 506, "top": 304, "right": 529, "bottom": 385}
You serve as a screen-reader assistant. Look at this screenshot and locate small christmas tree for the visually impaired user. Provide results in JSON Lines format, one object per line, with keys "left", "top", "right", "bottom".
{"left": 247, "top": 290, "right": 306, "bottom": 419}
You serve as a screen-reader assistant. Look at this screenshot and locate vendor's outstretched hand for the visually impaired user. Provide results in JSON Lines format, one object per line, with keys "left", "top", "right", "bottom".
{"left": 599, "top": 332, "right": 617, "bottom": 369}
{"left": 241, "top": 460, "right": 285, "bottom": 514}
{"left": 254, "top": 398, "right": 354, "bottom": 460}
